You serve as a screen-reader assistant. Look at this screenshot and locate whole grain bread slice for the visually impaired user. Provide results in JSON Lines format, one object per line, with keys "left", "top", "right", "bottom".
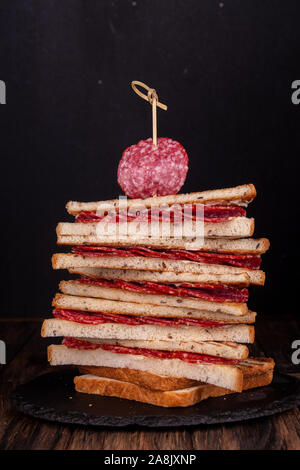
{"left": 78, "top": 338, "right": 249, "bottom": 360}
{"left": 48, "top": 344, "right": 244, "bottom": 391}
{"left": 59, "top": 281, "right": 250, "bottom": 317}
{"left": 57, "top": 234, "right": 270, "bottom": 254}
{"left": 42, "top": 318, "right": 255, "bottom": 343}
{"left": 52, "top": 293, "right": 252, "bottom": 322}
{"left": 57, "top": 216, "right": 254, "bottom": 239}
{"left": 66, "top": 184, "right": 257, "bottom": 214}
{"left": 69, "top": 267, "right": 251, "bottom": 288}
{"left": 54, "top": 254, "right": 258, "bottom": 285}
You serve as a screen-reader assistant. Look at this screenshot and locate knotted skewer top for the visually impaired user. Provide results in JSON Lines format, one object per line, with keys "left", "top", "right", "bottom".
{"left": 131, "top": 81, "right": 167, "bottom": 146}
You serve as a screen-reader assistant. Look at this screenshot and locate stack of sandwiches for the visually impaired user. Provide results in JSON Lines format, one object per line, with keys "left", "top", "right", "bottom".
{"left": 42, "top": 184, "right": 274, "bottom": 407}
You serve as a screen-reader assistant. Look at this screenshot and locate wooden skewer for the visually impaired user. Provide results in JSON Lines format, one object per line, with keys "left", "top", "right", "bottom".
{"left": 131, "top": 80, "right": 167, "bottom": 147}
{"left": 152, "top": 93, "right": 157, "bottom": 146}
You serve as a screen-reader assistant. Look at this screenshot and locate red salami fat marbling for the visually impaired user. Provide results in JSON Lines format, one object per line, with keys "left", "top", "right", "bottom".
{"left": 78, "top": 277, "right": 249, "bottom": 303}
{"left": 53, "top": 308, "right": 226, "bottom": 328}
{"left": 75, "top": 203, "right": 246, "bottom": 224}
{"left": 62, "top": 337, "right": 240, "bottom": 365}
{"left": 72, "top": 245, "right": 260, "bottom": 271}
{"left": 117, "top": 138, "right": 189, "bottom": 199}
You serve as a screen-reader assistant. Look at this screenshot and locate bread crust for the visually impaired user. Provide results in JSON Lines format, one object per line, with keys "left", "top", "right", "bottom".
{"left": 54, "top": 290, "right": 252, "bottom": 321}
{"left": 242, "top": 371, "right": 273, "bottom": 390}
{"left": 73, "top": 368, "right": 273, "bottom": 408}
{"left": 237, "top": 357, "right": 275, "bottom": 374}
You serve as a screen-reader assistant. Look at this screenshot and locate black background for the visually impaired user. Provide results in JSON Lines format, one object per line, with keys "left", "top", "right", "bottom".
{"left": 0, "top": 0, "right": 299, "bottom": 318}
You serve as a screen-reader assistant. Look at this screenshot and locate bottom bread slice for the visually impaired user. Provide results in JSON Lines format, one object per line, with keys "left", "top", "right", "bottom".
{"left": 74, "top": 370, "right": 273, "bottom": 407}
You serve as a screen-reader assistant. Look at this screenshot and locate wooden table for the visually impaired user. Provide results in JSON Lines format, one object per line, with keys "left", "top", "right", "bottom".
{"left": 1, "top": 316, "right": 300, "bottom": 450}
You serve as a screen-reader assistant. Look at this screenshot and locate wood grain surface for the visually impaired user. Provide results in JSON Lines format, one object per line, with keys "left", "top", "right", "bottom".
{"left": 0, "top": 316, "right": 300, "bottom": 450}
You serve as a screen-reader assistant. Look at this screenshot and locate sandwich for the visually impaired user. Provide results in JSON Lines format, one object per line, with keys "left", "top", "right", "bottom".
{"left": 48, "top": 337, "right": 247, "bottom": 392}
{"left": 42, "top": 183, "right": 273, "bottom": 405}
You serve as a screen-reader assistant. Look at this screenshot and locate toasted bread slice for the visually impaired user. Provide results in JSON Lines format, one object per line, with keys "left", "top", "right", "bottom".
{"left": 73, "top": 366, "right": 273, "bottom": 407}
{"left": 53, "top": 254, "right": 258, "bottom": 285}
{"left": 57, "top": 234, "right": 270, "bottom": 254}
{"left": 66, "top": 184, "right": 257, "bottom": 214}
{"left": 52, "top": 294, "right": 255, "bottom": 323}
{"left": 59, "top": 280, "right": 250, "bottom": 317}
{"left": 42, "top": 318, "right": 255, "bottom": 343}
{"left": 77, "top": 338, "right": 249, "bottom": 361}
{"left": 69, "top": 267, "right": 252, "bottom": 289}
{"left": 61, "top": 254, "right": 264, "bottom": 285}
{"left": 57, "top": 216, "right": 254, "bottom": 240}
{"left": 79, "top": 357, "right": 274, "bottom": 391}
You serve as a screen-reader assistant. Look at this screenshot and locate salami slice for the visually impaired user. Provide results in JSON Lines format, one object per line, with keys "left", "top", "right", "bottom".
{"left": 62, "top": 337, "right": 240, "bottom": 365}
{"left": 75, "top": 203, "right": 246, "bottom": 224}
{"left": 53, "top": 308, "right": 226, "bottom": 328}
{"left": 72, "top": 245, "right": 260, "bottom": 270}
{"left": 117, "top": 138, "right": 189, "bottom": 199}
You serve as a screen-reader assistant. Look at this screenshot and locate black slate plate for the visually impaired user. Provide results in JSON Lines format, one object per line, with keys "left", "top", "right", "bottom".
{"left": 11, "top": 369, "right": 300, "bottom": 428}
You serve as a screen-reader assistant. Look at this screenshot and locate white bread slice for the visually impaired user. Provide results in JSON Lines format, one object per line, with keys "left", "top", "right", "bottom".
{"left": 56, "top": 217, "right": 254, "bottom": 239}
{"left": 66, "top": 184, "right": 257, "bottom": 214}
{"left": 57, "top": 235, "right": 270, "bottom": 254}
{"left": 79, "top": 357, "right": 274, "bottom": 391}
{"left": 53, "top": 254, "right": 260, "bottom": 285}
{"left": 42, "top": 318, "right": 255, "bottom": 343}
{"left": 59, "top": 281, "right": 250, "bottom": 317}
{"left": 74, "top": 368, "right": 273, "bottom": 407}
{"left": 58, "top": 254, "right": 263, "bottom": 286}
{"left": 69, "top": 267, "right": 251, "bottom": 289}
{"left": 78, "top": 338, "right": 249, "bottom": 360}
{"left": 48, "top": 344, "right": 244, "bottom": 391}
{"left": 74, "top": 374, "right": 218, "bottom": 407}
{"left": 52, "top": 293, "right": 253, "bottom": 323}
